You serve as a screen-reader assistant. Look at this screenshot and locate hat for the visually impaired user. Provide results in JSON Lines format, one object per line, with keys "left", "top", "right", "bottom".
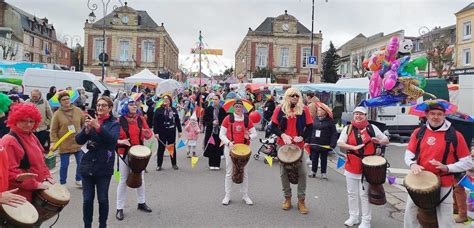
{"left": 353, "top": 106, "right": 367, "bottom": 114}
{"left": 426, "top": 103, "right": 446, "bottom": 113}
{"left": 234, "top": 99, "right": 243, "bottom": 106}
{"left": 316, "top": 102, "right": 333, "bottom": 119}
{"left": 119, "top": 97, "right": 139, "bottom": 116}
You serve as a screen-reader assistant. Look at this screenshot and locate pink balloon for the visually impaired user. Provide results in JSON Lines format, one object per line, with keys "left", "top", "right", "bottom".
{"left": 383, "top": 70, "right": 398, "bottom": 91}
{"left": 369, "top": 71, "right": 382, "bottom": 98}
{"left": 385, "top": 36, "right": 399, "bottom": 62}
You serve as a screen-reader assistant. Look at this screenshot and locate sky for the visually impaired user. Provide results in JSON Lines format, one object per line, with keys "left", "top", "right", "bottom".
{"left": 6, "top": 0, "right": 471, "bottom": 74}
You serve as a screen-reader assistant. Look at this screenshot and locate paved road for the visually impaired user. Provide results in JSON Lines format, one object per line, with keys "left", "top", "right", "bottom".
{"left": 44, "top": 131, "right": 405, "bottom": 228}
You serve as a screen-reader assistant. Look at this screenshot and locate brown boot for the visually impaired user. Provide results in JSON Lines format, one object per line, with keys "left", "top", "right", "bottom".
{"left": 454, "top": 213, "right": 468, "bottom": 223}
{"left": 281, "top": 197, "right": 292, "bottom": 210}
{"left": 297, "top": 198, "right": 309, "bottom": 214}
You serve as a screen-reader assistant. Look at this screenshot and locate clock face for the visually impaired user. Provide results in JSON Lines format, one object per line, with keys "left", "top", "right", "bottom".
{"left": 282, "top": 23, "right": 289, "bottom": 31}
{"left": 121, "top": 15, "right": 129, "bottom": 24}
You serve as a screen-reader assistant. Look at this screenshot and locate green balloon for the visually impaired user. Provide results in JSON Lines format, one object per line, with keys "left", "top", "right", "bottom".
{"left": 403, "top": 57, "right": 428, "bottom": 76}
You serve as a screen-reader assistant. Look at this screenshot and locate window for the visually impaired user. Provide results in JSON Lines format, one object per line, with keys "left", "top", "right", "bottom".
{"left": 256, "top": 46, "right": 268, "bottom": 68}
{"left": 93, "top": 38, "right": 105, "bottom": 60}
{"left": 280, "top": 47, "right": 289, "bottom": 67}
{"left": 119, "top": 39, "right": 130, "bottom": 61}
{"left": 463, "top": 21, "right": 472, "bottom": 40}
{"left": 83, "top": 80, "right": 98, "bottom": 93}
{"left": 462, "top": 48, "right": 471, "bottom": 66}
{"left": 142, "top": 40, "right": 155, "bottom": 63}
{"left": 301, "top": 47, "right": 311, "bottom": 67}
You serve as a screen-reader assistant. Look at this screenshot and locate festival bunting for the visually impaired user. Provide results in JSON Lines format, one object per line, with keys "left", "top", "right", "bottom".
{"left": 177, "top": 140, "right": 186, "bottom": 149}
{"left": 191, "top": 156, "right": 199, "bottom": 168}
{"left": 336, "top": 157, "right": 346, "bottom": 169}
{"left": 265, "top": 155, "right": 273, "bottom": 167}
{"left": 166, "top": 144, "right": 175, "bottom": 158}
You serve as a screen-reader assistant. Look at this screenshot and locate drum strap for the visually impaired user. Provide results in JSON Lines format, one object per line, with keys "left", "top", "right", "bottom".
{"left": 8, "top": 131, "right": 31, "bottom": 170}
{"left": 413, "top": 125, "right": 458, "bottom": 164}
{"left": 408, "top": 186, "right": 453, "bottom": 210}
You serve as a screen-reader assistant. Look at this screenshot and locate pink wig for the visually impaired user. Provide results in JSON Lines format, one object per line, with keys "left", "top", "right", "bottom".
{"left": 7, "top": 103, "right": 42, "bottom": 130}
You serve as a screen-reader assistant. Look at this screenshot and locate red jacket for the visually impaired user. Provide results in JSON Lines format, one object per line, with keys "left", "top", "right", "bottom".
{"left": 0, "top": 147, "right": 8, "bottom": 193}
{"left": 1, "top": 130, "right": 51, "bottom": 201}
{"left": 344, "top": 127, "right": 376, "bottom": 175}
{"left": 117, "top": 115, "right": 152, "bottom": 155}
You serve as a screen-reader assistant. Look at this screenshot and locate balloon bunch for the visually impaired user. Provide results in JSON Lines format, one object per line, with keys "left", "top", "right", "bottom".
{"left": 364, "top": 37, "right": 435, "bottom": 107}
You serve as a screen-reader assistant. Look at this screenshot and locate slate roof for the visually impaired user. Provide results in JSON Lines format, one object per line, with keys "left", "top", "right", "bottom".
{"left": 92, "top": 10, "right": 159, "bottom": 29}
{"left": 456, "top": 2, "right": 474, "bottom": 15}
{"left": 253, "top": 17, "right": 312, "bottom": 34}
{"left": 8, "top": 3, "right": 57, "bottom": 40}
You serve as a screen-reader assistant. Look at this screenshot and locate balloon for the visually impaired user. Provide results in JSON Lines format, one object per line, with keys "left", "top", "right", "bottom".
{"left": 397, "top": 56, "right": 411, "bottom": 76}
{"left": 401, "top": 57, "right": 428, "bottom": 76}
{"left": 368, "top": 50, "right": 385, "bottom": 71}
{"left": 385, "top": 36, "right": 399, "bottom": 62}
{"left": 397, "top": 77, "right": 435, "bottom": 102}
{"left": 249, "top": 111, "right": 262, "bottom": 123}
{"left": 382, "top": 60, "right": 400, "bottom": 91}
{"left": 359, "top": 95, "right": 406, "bottom": 107}
{"left": 362, "top": 58, "right": 370, "bottom": 70}
{"left": 369, "top": 71, "right": 382, "bottom": 98}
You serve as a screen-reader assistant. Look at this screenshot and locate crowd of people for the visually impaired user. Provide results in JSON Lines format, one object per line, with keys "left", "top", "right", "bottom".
{"left": 0, "top": 82, "right": 472, "bottom": 228}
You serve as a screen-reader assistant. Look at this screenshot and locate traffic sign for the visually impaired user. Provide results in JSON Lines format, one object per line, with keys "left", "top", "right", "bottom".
{"left": 307, "top": 56, "right": 317, "bottom": 68}
{"left": 98, "top": 52, "right": 109, "bottom": 62}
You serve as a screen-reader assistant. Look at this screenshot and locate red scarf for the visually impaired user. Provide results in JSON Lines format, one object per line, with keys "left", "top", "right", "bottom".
{"left": 98, "top": 114, "right": 110, "bottom": 125}
{"left": 351, "top": 119, "right": 369, "bottom": 129}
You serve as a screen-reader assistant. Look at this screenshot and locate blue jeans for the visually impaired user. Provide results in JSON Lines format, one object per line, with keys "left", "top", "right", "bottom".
{"left": 59, "top": 151, "right": 82, "bottom": 184}
{"left": 82, "top": 175, "right": 111, "bottom": 228}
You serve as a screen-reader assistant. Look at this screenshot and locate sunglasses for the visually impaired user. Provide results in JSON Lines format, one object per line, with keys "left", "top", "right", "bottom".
{"left": 289, "top": 94, "right": 300, "bottom": 98}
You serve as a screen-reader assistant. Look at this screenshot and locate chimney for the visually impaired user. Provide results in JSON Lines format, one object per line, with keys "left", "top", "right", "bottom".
{"left": 43, "top": 17, "right": 48, "bottom": 24}
{"left": 284, "top": 10, "right": 287, "bottom": 15}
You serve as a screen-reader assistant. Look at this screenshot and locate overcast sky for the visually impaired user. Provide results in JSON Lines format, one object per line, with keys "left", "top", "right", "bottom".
{"left": 7, "top": 0, "right": 471, "bottom": 69}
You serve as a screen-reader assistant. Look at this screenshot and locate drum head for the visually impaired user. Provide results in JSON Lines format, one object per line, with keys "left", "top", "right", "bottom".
{"left": 362, "top": 156, "right": 387, "bottom": 166}
{"left": 231, "top": 144, "right": 251, "bottom": 156}
{"left": 2, "top": 201, "right": 38, "bottom": 225}
{"left": 404, "top": 170, "right": 440, "bottom": 192}
{"left": 278, "top": 144, "right": 302, "bottom": 163}
{"left": 129, "top": 145, "right": 151, "bottom": 157}
{"left": 43, "top": 182, "right": 71, "bottom": 204}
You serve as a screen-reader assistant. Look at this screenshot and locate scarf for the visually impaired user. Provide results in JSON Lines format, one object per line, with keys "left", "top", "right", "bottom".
{"left": 98, "top": 114, "right": 110, "bottom": 125}
{"left": 351, "top": 119, "right": 369, "bottom": 129}
{"left": 213, "top": 106, "right": 219, "bottom": 121}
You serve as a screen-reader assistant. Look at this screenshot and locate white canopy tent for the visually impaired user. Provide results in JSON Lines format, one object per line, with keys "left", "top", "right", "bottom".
{"left": 124, "top": 68, "right": 164, "bottom": 84}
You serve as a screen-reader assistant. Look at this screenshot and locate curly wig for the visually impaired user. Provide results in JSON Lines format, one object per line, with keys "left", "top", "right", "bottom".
{"left": 7, "top": 103, "right": 42, "bottom": 130}
{"left": 0, "top": 93, "right": 11, "bottom": 113}
{"left": 119, "top": 97, "right": 141, "bottom": 116}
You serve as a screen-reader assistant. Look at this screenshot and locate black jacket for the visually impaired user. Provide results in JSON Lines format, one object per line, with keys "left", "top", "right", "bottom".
{"left": 153, "top": 106, "right": 182, "bottom": 134}
{"left": 76, "top": 115, "right": 120, "bottom": 177}
{"left": 263, "top": 100, "right": 276, "bottom": 121}
{"left": 309, "top": 116, "right": 338, "bottom": 152}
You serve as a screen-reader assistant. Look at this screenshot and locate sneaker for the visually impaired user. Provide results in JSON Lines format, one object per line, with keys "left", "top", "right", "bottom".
{"left": 358, "top": 221, "right": 370, "bottom": 228}
{"left": 321, "top": 173, "right": 328, "bottom": 180}
{"left": 222, "top": 195, "right": 231, "bottom": 205}
{"left": 192, "top": 152, "right": 196, "bottom": 157}
{"left": 75, "top": 180, "right": 82, "bottom": 188}
{"left": 156, "top": 166, "right": 162, "bottom": 171}
{"left": 186, "top": 152, "right": 191, "bottom": 158}
{"left": 172, "top": 165, "right": 179, "bottom": 170}
{"left": 344, "top": 217, "right": 360, "bottom": 226}
{"left": 243, "top": 195, "right": 254, "bottom": 205}
{"left": 210, "top": 167, "right": 216, "bottom": 170}
{"left": 308, "top": 172, "right": 316, "bottom": 178}
{"left": 215, "top": 167, "right": 221, "bottom": 170}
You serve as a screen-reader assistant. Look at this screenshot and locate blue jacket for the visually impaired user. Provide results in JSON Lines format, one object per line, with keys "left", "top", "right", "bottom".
{"left": 76, "top": 116, "right": 119, "bottom": 177}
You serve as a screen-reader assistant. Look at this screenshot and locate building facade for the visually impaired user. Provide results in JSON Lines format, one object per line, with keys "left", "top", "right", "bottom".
{"left": 0, "top": 0, "right": 71, "bottom": 66}
{"left": 455, "top": 3, "right": 474, "bottom": 70}
{"left": 83, "top": 3, "right": 179, "bottom": 79}
{"left": 235, "top": 10, "right": 323, "bottom": 84}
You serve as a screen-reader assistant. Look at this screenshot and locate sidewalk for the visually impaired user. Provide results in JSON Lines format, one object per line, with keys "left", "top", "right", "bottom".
{"left": 326, "top": 153, "right": 472, "bottom": 227}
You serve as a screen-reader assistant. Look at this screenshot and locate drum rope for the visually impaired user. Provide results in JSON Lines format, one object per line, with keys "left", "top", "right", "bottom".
{"left": 48, "top": 211, "right": 60, "bottom": 228}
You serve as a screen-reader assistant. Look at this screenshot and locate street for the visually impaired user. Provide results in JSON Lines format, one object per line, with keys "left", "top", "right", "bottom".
{"left": 45, "top": 130, "right": 404, "bottom": 228}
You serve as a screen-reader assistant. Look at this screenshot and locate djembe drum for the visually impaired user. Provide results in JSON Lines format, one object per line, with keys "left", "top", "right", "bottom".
{"left": 32, "top": 182, "right": 70, "bottom": 224}
{"left": 362, "top": 155, "right": 388, "bottom": 205}
{"left": 230, "top": 144, "right": 251, "bottom": 184}
{"left": 127, "top": 145, "right": 152, "bottom": 188}
{"left": 0, "top": 201, "right": 38, "bottom": 227}
{"left": 278, "top": 144, "right": 303, "bottom": 184}
{"left": 404, "top": 170, "right": 441, "bottom": 228}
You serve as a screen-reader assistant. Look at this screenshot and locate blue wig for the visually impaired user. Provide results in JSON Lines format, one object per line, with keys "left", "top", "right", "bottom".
{"left": 119, "top": 97, "right": 141, "bottom": 116}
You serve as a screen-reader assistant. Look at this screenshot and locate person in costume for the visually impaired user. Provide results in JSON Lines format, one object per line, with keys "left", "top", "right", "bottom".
{"left": 203, "top": 95, "right": 226, "bottom": 170}
{"left": 269, "top": 88, "right": 313, "bottom": 214}
{"left": 404, "top": 103, "right": 471, "bottom": 228}
{"left": 219, "top": 99, "right": 257, "bottom": 205}
{"left": 337, "top": 106, "right": 389, "bottom": 228}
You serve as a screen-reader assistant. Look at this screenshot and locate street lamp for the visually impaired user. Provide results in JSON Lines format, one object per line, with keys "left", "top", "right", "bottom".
{"left": 87, "top": 0, "right": 124, "bottom": 81}
{"left": 308, "top": 0, "right": 328, "bottom": 83}
{"left": 419, "top": 26, "right": 432, "bottom": 78}
{"left": 62, "top": 34, "right": 81, "bottom": 48}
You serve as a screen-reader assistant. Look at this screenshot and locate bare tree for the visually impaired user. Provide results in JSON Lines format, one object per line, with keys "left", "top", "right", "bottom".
{"left": 426, "top": 35, "right": 455, "bottom": 79}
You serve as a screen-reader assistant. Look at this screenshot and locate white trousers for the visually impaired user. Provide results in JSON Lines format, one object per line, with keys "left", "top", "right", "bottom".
{"left": 116, "top": 154, "right": 146, "bottom": 210}
{"left": 224, "top": 146, "right": 249, "bottom": 197}
{"left": 404, "top": 186, "right": 454, "bottom": 228}
{"left": 346, "top": 175, "right": 371, "bottom": 223}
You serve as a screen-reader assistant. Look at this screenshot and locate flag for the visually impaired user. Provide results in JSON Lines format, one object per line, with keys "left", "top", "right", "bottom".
{"left": 166, "top": 144, "right": 175, "bottom": 158}
{"left": 307, "top": 69, "right": 312, "bottom": 83}
{"left": 186, "top": 111, "right": 191, "bottom": 116}
{"left": 265, "top": 155, "right": 273, "bottom": 167}
{"left": 336, "top": 157, "right": 346, "bottom": 169}
{"left": 113, "top": 170, "right": 120, "bottom": 183}
{"left": 177, "top": 140, "right": 186, "bottom": 149}
{"left": 191, "top": 156, "right": 199, "bottom": 168}
{"left": 458, "top": 175, "right": 474, "bottom": 191}
{"left": 208, "top": 137, "right": 215, "bottom": 145}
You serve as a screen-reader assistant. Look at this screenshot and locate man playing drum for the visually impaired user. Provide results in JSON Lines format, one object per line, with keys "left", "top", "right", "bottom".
{"left": 337, "top": 106, "right": 389, "bottom": 228}
{"left": 404, "top": 103, "right": 472, "bottom": 228}
{"left": 219, "top": 99, "right": 257, "bottom": 206}
{"left": 269, "top": 88, "right": 313, "bottom": 214}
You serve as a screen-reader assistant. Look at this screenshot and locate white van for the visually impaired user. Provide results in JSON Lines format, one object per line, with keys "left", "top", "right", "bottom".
{"left": 23, "top": 68, "right": 110, "bottom": 109}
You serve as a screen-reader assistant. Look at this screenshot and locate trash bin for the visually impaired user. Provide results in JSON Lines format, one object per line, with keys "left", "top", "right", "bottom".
{"left": 447, "top": 115, "right": 474, "bottom": 149}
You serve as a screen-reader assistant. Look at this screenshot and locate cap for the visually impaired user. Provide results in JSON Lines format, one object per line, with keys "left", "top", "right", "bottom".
{"left": 234, "top": 99, "right": 243, "bottom": 106}
{"left": 353, "top": 106, "right": 367, "bottom": 114}
{"left": 426, "top": 103, "right": 446, "bottom": 113}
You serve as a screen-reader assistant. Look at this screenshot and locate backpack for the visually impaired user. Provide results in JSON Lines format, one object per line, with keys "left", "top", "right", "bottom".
{"left": 412, "top": 125, "right": 458, "bottom": 165}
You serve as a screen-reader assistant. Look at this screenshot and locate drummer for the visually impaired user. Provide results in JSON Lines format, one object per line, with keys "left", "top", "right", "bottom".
{"left": 269, "top": 88, "right": 313, "bottom": 214}
{"left": 115, "top": 97, "right": 153, "bottom": 221}
{"left": 337, "top": 106, "right": 388, "bottom": 227}
{"left": 404, "top": 103, "right": 471, "bottom": 228}
{"left": 2, "top": 103, "right": 53, "bottom": 202}
{"left": 219, "top": 99, "right": 257, "bottom": 205}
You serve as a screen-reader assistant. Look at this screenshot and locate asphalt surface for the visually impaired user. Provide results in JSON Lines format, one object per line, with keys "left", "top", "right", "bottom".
{"left": 44, "top": 130, "right": 405, "bottom": 228}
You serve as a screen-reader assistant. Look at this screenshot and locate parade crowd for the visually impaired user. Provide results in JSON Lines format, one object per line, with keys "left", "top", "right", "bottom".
{"left": 0, "top": 83, "right": 472, "bottom": 228}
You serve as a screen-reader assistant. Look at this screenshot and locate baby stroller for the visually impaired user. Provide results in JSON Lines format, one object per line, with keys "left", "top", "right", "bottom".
{"left": 254, "top": 134, "right": 278, "bottom": 164}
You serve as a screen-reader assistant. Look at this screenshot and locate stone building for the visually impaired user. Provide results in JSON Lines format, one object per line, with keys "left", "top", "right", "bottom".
{"left": 455, "top": 3, "right": 474, "bottom": 70}
{"left": 83, "top": 2, "right": 179, "bottom": 79}
{"left": 235, "top": 10, "right": 323, "bottom": 84}
{"left": 0, "top": 0, "right": 71, "bottom": 66}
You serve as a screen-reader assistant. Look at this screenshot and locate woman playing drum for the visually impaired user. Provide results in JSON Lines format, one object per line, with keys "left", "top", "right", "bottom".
{"left": 337, "top": 106, "right": 389, "bottom": 228}
{"left": 115, "top": 97, "right": 153, "bottom": 221}
{"left": 219, "top": 99, "right": 257, "bottom": 206}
